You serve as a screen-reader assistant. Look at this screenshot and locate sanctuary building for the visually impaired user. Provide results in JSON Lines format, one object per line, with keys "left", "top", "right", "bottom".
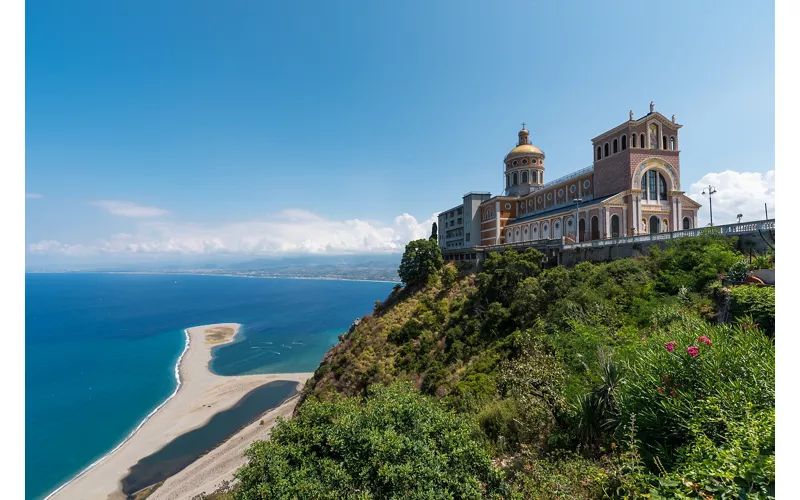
{"left": 437, "top": 102, "right": 702, "bottom": 252}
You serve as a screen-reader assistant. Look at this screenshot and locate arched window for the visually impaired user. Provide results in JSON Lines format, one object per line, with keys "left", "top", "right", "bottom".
{"left": 641, "top": 173, "right": 648, "bottom": 200}
{"left": 604, "top": 143, "right": 609, "bottom": 157}
{"left": 522, "top": 171, "right": 528, "bottom": 183}
{"left": 596, "top": 146, "right": 602, "bottom": 160}
{"left": 662, "top": 219, "right": 669, "bottom": 233}
{"left": 643, "top": 170, "right": 668, "bottom": 201}
{"left": 485, "top": 209, "right": 493, "bottom": 220}
{"left": 506, "top": 174, "right": 510, "bottom": 187}
{"left": 649, "top": 215, "right": 660, "bottom": 234}
{"left": 640, "top": 133, "right": 645, "bottom": 148}
{"left": 659, "top": 173, "right": 667, "bottom": 200}
{"left": 670, "top": 136, "right": 676, "bottom": 150}
{"left": 591, "top": 216, "right": 599, "bottom": 240}
{"left": 513, "top": 172, "right": 518, "bottom": 185}
{"left": 632, "top": 134, "right": 637, "bottom": 148}
{"left": 613, "top": 138, "right": 618, "bottom": 153}
{"left": 683, "top": 217, "right": 691, "bottom": 230}
{"left": 579, "top": 218, "right": 586, "bottom": 241}
{"left": 611, "top": 214, "right": 620, "bottom": 237}
{"left": 621, "top": 135, "right": 627, "bottom": 150}
{"left": 663, "top": 135, "right": 668, "bottom": 150}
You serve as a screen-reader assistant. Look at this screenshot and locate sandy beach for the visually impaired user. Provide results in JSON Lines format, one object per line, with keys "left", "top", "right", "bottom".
{"left": 48, "top": 323, "right": 311, "bottom": 500}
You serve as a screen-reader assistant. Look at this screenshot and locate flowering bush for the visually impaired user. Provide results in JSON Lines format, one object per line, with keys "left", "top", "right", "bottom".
{"left": 617, "top": 322, "right": 774, "bottom": 469}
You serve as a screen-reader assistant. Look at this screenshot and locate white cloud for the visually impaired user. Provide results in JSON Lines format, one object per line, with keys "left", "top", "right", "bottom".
{"left": 26, "top": 193, "right": 44, "bottom": 199}
{"left": 27, "top": 209, "right": 437, "bottom": 257}
{"left": 687, "top": 170, "right": 775, "bottom": 226}
{"left": 91, "top": 200, "right": 170, "bottom": 217}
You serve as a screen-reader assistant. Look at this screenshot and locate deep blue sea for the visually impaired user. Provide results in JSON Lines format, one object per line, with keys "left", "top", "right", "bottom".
{"left": 25, "top": 273, "right": 395, "bottom": 500}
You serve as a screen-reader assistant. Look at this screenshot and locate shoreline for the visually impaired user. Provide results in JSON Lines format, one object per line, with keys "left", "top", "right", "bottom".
{"left": 43, "top": 329, "right": 192, "bottom": 500}
{"left": 48, "top": 323, "right": 312, "bottom": 500}
{"left": 26, "top": 270, "right": 402, "bottom": 284}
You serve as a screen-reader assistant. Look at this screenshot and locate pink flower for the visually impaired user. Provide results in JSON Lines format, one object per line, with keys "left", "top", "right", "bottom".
{"left": 698, "top": 335, "right": 711, "bottom": 346}
{"left": 664, "top": 341, "right": 678, "bottom": 352}
{"left": 687, "top": 345, "right": 699, "bottom": 357}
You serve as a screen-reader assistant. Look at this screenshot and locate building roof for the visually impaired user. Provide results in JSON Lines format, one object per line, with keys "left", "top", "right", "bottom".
{"left": 504, "top": 143, "right": 544, "bottom": 159}
{"left": 510, "top": 193, "right": 620, "bottom": 225}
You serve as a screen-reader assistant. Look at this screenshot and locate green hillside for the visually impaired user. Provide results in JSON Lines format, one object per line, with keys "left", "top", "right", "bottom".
{"left": 231, "top": 233, "right": 775, "bottom": 499}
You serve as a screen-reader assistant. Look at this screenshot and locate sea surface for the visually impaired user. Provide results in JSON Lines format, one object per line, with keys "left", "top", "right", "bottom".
{"left": 25, "top": 273, "right": 395, "bottom": 500}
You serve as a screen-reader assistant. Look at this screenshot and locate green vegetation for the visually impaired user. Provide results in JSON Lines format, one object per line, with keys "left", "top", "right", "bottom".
{"left": 233, "top": 232, "right": 775, "bottom": 499}
{"left": 234, "top": 383, "right": 505, "bottom": 499}
{"left": 398, "top": 238, "right": 444, "bottom": 287}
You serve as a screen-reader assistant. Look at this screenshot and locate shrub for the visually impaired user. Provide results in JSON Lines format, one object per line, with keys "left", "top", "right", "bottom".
{"left": 235, "top": 382, "right": 506, "bottom": 499}
{"left": 616, "top": 322, "right": 774, "bottom": 468}
{"left": 507, "top": 451, "right": 612, "bottom": 500}
{"left": 398, "top": 239, "right": 444, "bottom": 287}
{"left": 727, "top": 259, "right": 750, "bottom": 282}
{"left": 730, "top": 285, "right": 775, "bottom": 335}
{"left": 649, "top": 233, "right": 741, "bottom": 294}
{"left": 441, "top": 263, "right": 459, "bottom": 289}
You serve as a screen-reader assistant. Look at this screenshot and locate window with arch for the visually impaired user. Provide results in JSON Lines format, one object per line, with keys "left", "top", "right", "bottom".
{"left": 640, "top": 133, "right": 645, "bottom": 148}
{"left": 663, "top": 135, "right": 668, "bottom": 150}
{"left": 641, "top": 170, "right": 668, "bottom": 201}
{"left": 604, "top": 143, "right": 609, "bottom": 157}
{"left": 484, "top": 208, "right": 493, "bottom": 220}
{"left": 512, "top": 172, "right": 518, "bottom": 185}
{"left": 670, "top": 136, "right": 676, "bottom": 150}
{"left": 611, "top": 214, "right": 620, "bottom": 237}
{"left": 613, "top": 138, "right": 618, "bottom": 153}
{"left": 522, "top": 171, "right": 528, "bottom": 183}
{"left": 683, "top": 216, "right": 691, "bottom": 230}
{"left": 632, "top": 134, "right": 637, "bottom": 148}
{"left": 622, "top": 135, "right": 627, "bottom": 150}
{"left": 596, "top": 146, "right": 602, "bottom": 160}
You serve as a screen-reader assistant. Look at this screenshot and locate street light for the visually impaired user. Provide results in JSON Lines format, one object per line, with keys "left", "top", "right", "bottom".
{"left": 737, "top": 213, "right": 743, "bottom": 223}
{"left": 573, "top": 198, "right": 583, "bottom": 242}
{"left": 701, "top": 185, "right": 717, "bottom": 226}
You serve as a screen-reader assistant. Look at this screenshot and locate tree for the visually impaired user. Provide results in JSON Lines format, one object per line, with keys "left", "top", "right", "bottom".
{"left": 398, "top": 238, "right": 443, "bottom": 287}
{"left": 430, "top": 222, "right": 438, "bottom": 241}
{"left": 234, "top": 383, "right": 505, "bottom": 499}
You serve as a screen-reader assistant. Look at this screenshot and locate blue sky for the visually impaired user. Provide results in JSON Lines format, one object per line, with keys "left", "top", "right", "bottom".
{"left": 25, "top": 0, "right": 775, "bottom": 266}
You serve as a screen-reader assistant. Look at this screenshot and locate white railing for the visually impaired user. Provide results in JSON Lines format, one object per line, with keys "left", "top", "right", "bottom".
{"left": 561, "top": 219, "right": 775, "bottom": 250}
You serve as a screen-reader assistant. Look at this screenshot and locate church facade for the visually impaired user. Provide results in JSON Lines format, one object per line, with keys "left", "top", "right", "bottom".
{"left": 438, "top": 103, "right": 701, "bottom": 252}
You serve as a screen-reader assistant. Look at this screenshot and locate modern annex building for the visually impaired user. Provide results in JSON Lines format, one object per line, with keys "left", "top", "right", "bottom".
{"left": 437, "top": 102, "right": 702, "bottom": 256}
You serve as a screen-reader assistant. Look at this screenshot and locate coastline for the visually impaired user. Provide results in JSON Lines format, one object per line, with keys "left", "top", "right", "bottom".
{"left": 43, "top": 329, "right": 192, "bottom": 500}
{"left": 47, "top": 323, "right": 312, "bottom": 500}
{"left": 26, "top": 271, "right": 402, "bottom": 284}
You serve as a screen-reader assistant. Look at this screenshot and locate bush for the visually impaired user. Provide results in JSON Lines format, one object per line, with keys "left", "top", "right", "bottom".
{"left": 649, "top": 233, "right": 741, "bottom": 294}
{"left": 398, "top": 239, "right": 444, "bottom": 287}
{"left": 441, "top": 263, "right": 459, "bottom": 289}
{"left": 235, "top": 382, "right": 506, "bottom": 499}
{"left": 507, "top": 451, "right": 612, "bottom": 500}
{"left": 730, "top": 285, "right": 775, "bottom": 335}
{"left": 616, "top": 322, "right": 774, "bottom": 468}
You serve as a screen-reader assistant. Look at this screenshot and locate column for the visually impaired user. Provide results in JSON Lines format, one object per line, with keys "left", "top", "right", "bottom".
{"left": 605, "top": 208, "right": 611, "bottom": 238}
{"left": 495, "top": 201, "right": 501, "bottom": 245}
{"left": 623, "top": 206, "right": 628, "bottom": 236}
{"left": 676, "top": 197, "right": 683, "bottom": 230}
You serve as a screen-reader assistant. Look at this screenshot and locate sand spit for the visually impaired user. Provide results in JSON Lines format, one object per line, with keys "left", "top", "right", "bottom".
{"left": 48, "top": 323, "right": 311, "bottom": 500}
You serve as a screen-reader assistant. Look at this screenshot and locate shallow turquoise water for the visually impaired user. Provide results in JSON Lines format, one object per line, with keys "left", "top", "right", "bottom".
{"left": 25, "top": 273, "right": 394, "bottom": 500}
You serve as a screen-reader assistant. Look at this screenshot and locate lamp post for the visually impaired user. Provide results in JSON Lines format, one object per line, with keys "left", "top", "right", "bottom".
{"left": 701, "top": 185, "right": 717, "bottom": 226}
{"left": 737, "top": 213, "right": 743, "bottom": 224}
{"left": 573, "top": 198, "right": 583, "bottom": 242}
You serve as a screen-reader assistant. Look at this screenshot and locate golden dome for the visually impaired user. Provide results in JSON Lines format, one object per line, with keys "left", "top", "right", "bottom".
{"left": 505, "top": 143, "right": 544, "bottom": 160}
